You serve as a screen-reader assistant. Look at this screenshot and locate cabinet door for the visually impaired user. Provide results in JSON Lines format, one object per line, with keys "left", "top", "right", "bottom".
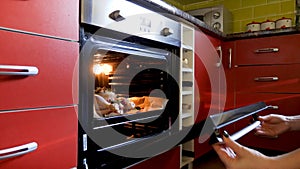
{"left": 236, "top": 34, "right": 300, "bottom": 65}
{"left": 194, "top": 30, "right": 228, "bottom": 159}
{"left": 0, "top": 106, "right": 77, "bottom": 169}
{"left": 236, "top": 64, "right": 300, "bottom": 94}
{"left": 0, "top": 0, "right": 79, "bottom": 40}
{"left": 221, "top": 41, "right": 235, "bottom": 110}
{"left": 236, "top": 93, "right": 300, "bottom": 152}
{"left": 194, "top": 30, "right": 223, "bottom": 123}
{"left": 0, "top": 30, "right": 78, "bottom": 111}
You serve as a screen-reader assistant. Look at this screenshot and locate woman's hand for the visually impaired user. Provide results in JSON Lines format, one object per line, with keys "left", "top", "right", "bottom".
{"left": 255, "top": 114, "right": 290, "bottom": 138}
{"left": 212, "top": 132, "right": 272, "bottom": 169}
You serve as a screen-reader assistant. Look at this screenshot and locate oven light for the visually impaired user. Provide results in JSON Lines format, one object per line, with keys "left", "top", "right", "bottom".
{"left": 93, "top": 63, "right": 112, "bottom": 75}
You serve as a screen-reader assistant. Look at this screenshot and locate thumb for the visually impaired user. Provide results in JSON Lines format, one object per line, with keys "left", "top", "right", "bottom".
{"left": 222, "top": 131, "right": 243, "bottom": 155}
{"left": 257, "top": 115, "right": 272, "bottom": 122}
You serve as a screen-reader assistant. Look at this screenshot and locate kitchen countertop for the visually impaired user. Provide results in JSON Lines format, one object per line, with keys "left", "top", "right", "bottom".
{"left": 130, "top": 0, "right": 300, "bottom": 40}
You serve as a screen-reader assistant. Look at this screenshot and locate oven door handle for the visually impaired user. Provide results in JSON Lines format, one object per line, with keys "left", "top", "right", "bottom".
{"left": 212, "top": 121, "right": 261, "bottom": 143}
{"left": 0, "top": 65, "right": 39, "bottom": 76}
{"left": 230, "top": 121, "right": 261, "bottom": 141}
{"left": 0, "top": 142, "right": 38, "bottom": 160}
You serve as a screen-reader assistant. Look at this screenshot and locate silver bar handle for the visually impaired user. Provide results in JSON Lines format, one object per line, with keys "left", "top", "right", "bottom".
{"left": 0, "top": 65, "right": 39, "bottom": 76}
{"left": 216, "top": 46, "right": 222, "bottom": 67}
{"left": 254, "top": 76, "right": 279, "bottom": 82}
{"left": 231, "top": 121, "right": 261, "bottom": 141}
{"left": 215, "top": 121, "right": 261, "bottom": 143}
{"left": 228, "top": 48, "right": 232, "bottom": 69}
{"left": 0, "top": 142, "right": 38, "bottom": 160}
{"left": 254, "top": 48, "right": 279, "bottom": 53}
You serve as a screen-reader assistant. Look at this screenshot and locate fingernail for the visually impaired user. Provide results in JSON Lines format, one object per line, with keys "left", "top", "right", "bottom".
{"left": 223, "top": 130, "right": 229, "bottom": 138}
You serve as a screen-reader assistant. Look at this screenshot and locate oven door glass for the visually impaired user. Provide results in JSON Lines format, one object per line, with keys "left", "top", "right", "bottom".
{"left": 79, "top": 35, "right": 179, "bottom": 152}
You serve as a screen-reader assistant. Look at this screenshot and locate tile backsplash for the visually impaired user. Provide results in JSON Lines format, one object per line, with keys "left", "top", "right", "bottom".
{"left": 164, "top": 0, "right": 296, "bottom": 33}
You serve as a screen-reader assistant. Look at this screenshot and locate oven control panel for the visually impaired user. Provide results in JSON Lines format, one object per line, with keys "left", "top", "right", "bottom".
{"left": 81, "top": 0, "right": 181, "bottom": 46}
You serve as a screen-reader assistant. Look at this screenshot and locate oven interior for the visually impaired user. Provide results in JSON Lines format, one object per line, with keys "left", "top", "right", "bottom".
{"left": 78, "top": 28, "right": 180, "bottom": 168}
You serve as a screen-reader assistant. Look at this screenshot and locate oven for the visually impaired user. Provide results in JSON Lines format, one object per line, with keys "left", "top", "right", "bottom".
{"left": 78, "top": 0, "right": 181, "bottom": 168}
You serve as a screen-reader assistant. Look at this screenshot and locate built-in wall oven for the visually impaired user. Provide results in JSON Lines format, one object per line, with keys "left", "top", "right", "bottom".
{"left": 79, "top": 0, "right": 181, "bottom": 168}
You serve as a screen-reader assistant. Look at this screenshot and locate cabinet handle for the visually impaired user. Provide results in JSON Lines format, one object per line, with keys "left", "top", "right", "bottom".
{"left": 216, "top": 46, "right": 222, "bottom": 67}
{"left": 0, "top": 142, "right": 38, "bottom": 160}
{"left": 254, "top": 48, "right": 279, "bottom": 53}
{"left": 254, "top": 77, "right": 279, "bottom": 82}
{"left": 228, "top": 48, "right": 232, "bottom": 69}
{"left": 109, "top": 10, "right": 125, "bottom": 22}
{"left": 0, "top": 65, "right": 39, "bottom": 76}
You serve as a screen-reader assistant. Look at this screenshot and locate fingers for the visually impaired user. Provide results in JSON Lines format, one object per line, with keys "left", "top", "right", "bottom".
{"left": 212, "top": 143, "right": 234, "bottom": 164}
{"left": 222, "top": 132, "right": 243, "bottom": 156}
{"left": 257, "top": 114, "right": 273, "bottom": 122}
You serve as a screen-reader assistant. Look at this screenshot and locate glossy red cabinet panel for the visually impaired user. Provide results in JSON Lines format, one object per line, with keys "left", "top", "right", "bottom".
{"left": 236, "top": 34, "right": 300, "bottom": 65}
{"left": 0, "top": 30, "right": 78, "bottom": 111}
{"left": 0, "top": 0, "right": 79, "bottom": 40}
{"left": 0, "top": 106, "right": 78, "bottom": 169}
{"left": 221, "top": 41, "right": 235, "bottom": 111}
{"left": 194, "top": 30, "right": 223, "bottom": 123}
{"left": 236, "top": 64, "right": 300, "bottom": 94}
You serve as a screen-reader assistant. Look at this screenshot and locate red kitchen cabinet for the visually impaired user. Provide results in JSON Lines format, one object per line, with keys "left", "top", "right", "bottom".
{"left": 221, "top": 41, "right": 235, "bottom": 111}
{"left": 0, "top": 0, "right": 79, "bottom": 41}
{"left": 0, "top": 1, "right": 79, "bottom": 168}
{"left": 232, "top": 33, "right": 300, "bottom": 152}
{"left": 194, "top": 29, "right": 223, "bottom": 123}
{"left": 235, "top": 64, "right": 300, "bottom": 94}
{"left": 236, "top": 34, "right": 300, "bottom": 65}
{"left": 0, "top": 106, "right": 78, "bottom": 169}
{"left": 0, "top": 30, "right": 78, "bottom": 111}
{"left": 194, "top": 29, "right": 231, "bottom": 159}
{"left": 128, "top": 146, "right": 180, "bottom": 169}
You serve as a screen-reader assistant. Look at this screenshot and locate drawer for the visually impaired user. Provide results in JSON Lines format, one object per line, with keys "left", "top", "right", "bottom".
{"left": 0, "top": 106, "right": 77, "bottom": 169}
{"left": 235, "top": 94, "right": 300, "bottom": 151}
{"left": 0, "top": 0, "right": 78, "bottom": 40}
{"left": 236, "top": 34, "right": 300, "bottom": 65}
{"left": 235, "top": 64, "right": 300, "bottom": 94}
{"left": 0, "top": 30, "right": 78, "bottom": 111}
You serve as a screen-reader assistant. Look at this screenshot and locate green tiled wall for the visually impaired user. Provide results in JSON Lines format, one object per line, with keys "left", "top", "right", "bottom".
{"left": 164, "top": 0, "right": 296, "bottom": 33}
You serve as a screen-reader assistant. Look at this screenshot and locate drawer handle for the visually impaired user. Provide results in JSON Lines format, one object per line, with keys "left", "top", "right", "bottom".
{"left": 0, "top": 142, "right": 38, "bottom": 160}
{"left": 0, "top": 65, "right": 39, "bottom": 76}
{"left": 254, "top": 48, "right": 279, "bottom": 53}
{"left": 254, "top": 77, "right": 279, "bottom": 82}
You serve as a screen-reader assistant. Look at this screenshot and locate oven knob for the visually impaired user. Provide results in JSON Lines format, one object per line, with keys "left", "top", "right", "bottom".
{"left": 109, "top": 10, "right": 125, "bottom": 22}
{"left": 213, "top": 22, "right": 221, "bottom": 30}
{"left": 161, "top": 27, "right": 174, "bottom": 36}
{"left": 213, "top": 12, "right": 221, "bottom": 19}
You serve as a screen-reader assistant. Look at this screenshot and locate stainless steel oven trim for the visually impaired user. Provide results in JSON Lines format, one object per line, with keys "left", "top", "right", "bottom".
{"left": 81, "top": 0, "right": 181, "bottom": 47}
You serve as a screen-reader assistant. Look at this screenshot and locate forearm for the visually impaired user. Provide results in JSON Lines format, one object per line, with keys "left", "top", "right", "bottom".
{"left": 268, "top": 148, "right": 300, "bottom": 169}
{"left": 286, "top": 115, "right": 300, "bottom": 131}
